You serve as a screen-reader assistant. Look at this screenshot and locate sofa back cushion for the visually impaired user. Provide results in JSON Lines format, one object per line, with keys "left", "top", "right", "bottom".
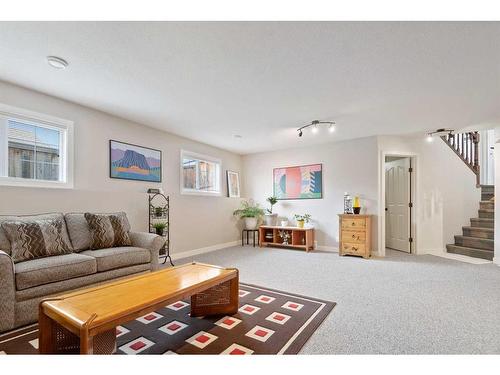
{"left": 1, "top": 217, "right": 73, "bottom": 263}
{"left": 0, "top": 213, "right": 72, "bottom": 256}
{"left": 65, "top": 212, "right": 131, "bottom": 251}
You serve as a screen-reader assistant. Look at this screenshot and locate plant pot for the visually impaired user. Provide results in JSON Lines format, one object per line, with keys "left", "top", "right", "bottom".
{"left": 353, "top": 207, "right": 361, "bottom": 214}
{"left": 155, "top": 228, "right": 164, "bottom": 236}
{"left": 244, "top": 217, "right": 258, "bottom": 230}
{"left": 264, "top": 213, "right": 278, "bottom": 226}
{"left": 297, "top": 220, "right": 305, "bottom": 228}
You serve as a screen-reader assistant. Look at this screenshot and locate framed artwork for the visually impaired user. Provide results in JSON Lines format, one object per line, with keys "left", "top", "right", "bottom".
{"left": 226, "top": 170, "right": 241, "bottom": 198}
{"left": 110, "top": 140, "right": 162, "bottom": 182}
{"left": 273, "top": 163, "right": 322, "bottom": 200}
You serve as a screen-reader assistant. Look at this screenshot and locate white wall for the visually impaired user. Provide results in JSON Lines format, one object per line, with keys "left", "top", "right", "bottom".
{"left": 242, "top": 137, "right": 380, "bottom": 253}
{"left": 378, "top": 135, "right": 481, "bottom": 255}
{"left": 0, "top": 81, "right": 243, "bottom": 255}
{"left": 493, "top": 127, "right": 500, "bottom": 266}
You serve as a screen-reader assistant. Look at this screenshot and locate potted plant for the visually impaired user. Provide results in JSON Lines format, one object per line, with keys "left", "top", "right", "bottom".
{"left": 152, "top": 222, "right": 167, "bottom": 236}
{"left": 233, "top": 199, "right": 265, "bottom": 230}
{"left": 294, "top": 213, "right": 312, "bottom": 229}
{"left": 264, "top": 196, "right": 278, "bottom": 226}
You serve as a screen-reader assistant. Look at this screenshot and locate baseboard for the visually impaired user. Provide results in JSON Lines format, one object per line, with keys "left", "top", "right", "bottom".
{"left": 419, "top": 248, "right": 446, "bottom": 256}
{"left": 171, "top": 240, "right": 240, "bottom": 261}
{"left": 315, "top": 245, "right": 338, "bottom": 252}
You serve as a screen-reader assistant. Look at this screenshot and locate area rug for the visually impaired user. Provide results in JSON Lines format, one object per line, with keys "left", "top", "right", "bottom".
{"left": 0, "top": 283, "right": 335, "bottom": 355}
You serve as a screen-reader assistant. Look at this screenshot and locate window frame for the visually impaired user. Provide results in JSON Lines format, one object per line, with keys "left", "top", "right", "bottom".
{"left": 180, "top": 149, "right": 222, "bottom": 196}
{"left": 0, "top": 103, "right": 74, "bottom": 189}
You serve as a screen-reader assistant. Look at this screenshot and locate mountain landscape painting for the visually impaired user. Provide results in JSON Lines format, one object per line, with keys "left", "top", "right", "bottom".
{"left": 110, "top": 140, "right": 162, "bottom": 182}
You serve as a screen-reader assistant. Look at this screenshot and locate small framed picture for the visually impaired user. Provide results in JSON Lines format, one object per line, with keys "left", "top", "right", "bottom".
{"left": 226, "top": 170, "right": 241, "bottom": 198}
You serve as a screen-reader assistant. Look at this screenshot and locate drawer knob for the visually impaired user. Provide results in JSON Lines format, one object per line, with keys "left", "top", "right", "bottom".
{"left": 352, "top": 247, "right": 358, "bottom": 251}
{"left": 351, "top": 222, "right": 355, "bottom": 226}
{"left": 352, "top": 234, "right": 355, "bottom": 238}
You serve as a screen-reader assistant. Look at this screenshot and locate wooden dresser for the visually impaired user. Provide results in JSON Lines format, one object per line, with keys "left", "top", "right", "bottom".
{"left": 338, "top": 214, "right": 372, "bottom": 259}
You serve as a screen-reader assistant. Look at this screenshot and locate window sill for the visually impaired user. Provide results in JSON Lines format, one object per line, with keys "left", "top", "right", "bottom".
{"left": 0, "top": 177, "right": 74, "bottom": 189}
{"left": 181, "top": 189, "right": 222, "bottom": 197}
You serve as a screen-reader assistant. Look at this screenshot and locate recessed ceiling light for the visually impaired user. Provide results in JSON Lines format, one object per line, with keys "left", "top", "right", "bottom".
{"left": 47, "top": 56, "right": 69, "bottom": 70}
{"left": 233, "top": 134, "right": 242, "bottom": 139}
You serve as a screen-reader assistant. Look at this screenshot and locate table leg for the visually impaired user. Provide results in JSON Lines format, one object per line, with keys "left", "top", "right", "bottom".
{"left": 246, "top": 230, "right": 249, "bottom": 245}
{"left": 241, "top": 230, "right": 244, "bottom": 246}
{"left": 79, "top": 329, "right": 94, "bottom": 354}
{"left": 253, "top": 231, "right": 256, "bottom": 247}
{"left": 38, "top": 306, "right": 56, "bottom": 354}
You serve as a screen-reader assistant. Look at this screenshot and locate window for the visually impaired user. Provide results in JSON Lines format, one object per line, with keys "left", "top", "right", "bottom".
{"left": 180, "top": 150, "right": 221, "bottom": 195}
{"left": 0, "top": 104, "right": 73, "bottom": 188}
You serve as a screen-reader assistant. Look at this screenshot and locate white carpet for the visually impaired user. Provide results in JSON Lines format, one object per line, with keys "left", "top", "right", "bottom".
{"left": 171, "top": 246, "right": 500, "bottom": 354}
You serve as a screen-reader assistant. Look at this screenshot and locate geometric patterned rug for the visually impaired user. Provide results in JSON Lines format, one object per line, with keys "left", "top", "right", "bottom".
{"left": 0, "top": 283, "right": 336, "bottom": 355}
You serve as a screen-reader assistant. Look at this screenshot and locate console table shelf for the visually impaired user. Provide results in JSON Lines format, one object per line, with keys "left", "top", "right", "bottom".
{"left": 258, "top": 225, "right": 315, "bottom": 252}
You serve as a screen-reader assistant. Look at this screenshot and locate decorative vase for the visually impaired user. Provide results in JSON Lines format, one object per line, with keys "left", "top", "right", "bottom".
{"left": 264, "top": 213, "right": 278, "bottom": 226}
{"left": 353, "top": 207, "right": 361, "bottom": 214}
{"left": 244, "top": 217, "right": 258, "bottom": 230}
{"left": 155, "top": 228, "right": 164, "bottom": 236}
{"left": 297, "top": 220, "right": 305, "bottom": 228}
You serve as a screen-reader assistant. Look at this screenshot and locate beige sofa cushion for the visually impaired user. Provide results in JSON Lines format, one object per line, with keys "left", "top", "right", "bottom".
{"left": 14, "top": 253, "right": 97, "bottom": 291}
{"left": 65, "top": 212, "right": 131, "bottom": 252}
{"left": 81, "top": 247, "right": 150, "bottom": 272}
{"left": 0, "top": 213, "right": 72, "bottom": 256}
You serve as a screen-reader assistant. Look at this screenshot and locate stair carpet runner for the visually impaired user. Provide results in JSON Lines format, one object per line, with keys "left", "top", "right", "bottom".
{"left": 446, "top": 185, "right": 494, "bottom": 260}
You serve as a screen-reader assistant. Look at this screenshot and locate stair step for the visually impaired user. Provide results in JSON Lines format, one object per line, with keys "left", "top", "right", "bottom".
{"left": 480, "top": 184, "right": 494, "bottom": 190}
{"left": 479, "top": 201, "right": 494, "bottom": 210}
{"left": 454, "top": 235, "right": 494, "bottom": 250}
{"left": 446, "top": 244, "right": 494, "bottom": 261}
{"left": 462, "top": 226, "right": 494, "bottom": 239}
{"left": 478, "top": 209, "right": 494, "bottom": 219}
{"left": 471, "top": 217, "right": 494, "bottom": 228}
{"left": 481, "top": 193, "right": 494, "bottom": 201}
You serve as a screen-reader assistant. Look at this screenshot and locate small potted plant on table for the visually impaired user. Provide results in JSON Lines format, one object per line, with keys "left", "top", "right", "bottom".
{"left": 264, "top": 196, "right": 278, "bottom": 226}
{"left": 294, "top": 214, "right": 312, "bottom": 229}
{"left": 152, "top": 222, "right": 167, "bottom": 236}
{"left": 233, "top": 199, "right": 265, "bottom": 230}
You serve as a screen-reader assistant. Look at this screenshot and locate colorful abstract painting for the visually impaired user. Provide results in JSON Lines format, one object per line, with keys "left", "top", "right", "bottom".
{"left": 110, "top": 140, "right": 162, "bottom": 182}
{"left": 273, "top": 164, "right": 322, "bottom": 200}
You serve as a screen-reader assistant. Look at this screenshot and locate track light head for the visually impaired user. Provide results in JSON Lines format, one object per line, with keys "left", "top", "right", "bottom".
{"left": 298, "top": 130, "right": 303, "bottom": 137}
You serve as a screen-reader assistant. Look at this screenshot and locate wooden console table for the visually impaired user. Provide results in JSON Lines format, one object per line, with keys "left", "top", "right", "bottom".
{"left": 39, "top": 263, "right": 239, "bottom": 354}
{"left": 259, "top": 225, "right": 315, "bottom": 252}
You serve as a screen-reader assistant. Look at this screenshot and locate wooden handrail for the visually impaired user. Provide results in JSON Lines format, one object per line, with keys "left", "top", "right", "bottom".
{"left": 440, "top": 132, "right": 480, "bottom": 187}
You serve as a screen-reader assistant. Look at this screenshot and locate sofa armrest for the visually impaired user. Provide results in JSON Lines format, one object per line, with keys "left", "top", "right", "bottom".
{"left": 0, "top": 250, "right": 16, "bottom": 332}
{"left": 129, "top": 232, "right": 165, "bottom": 271}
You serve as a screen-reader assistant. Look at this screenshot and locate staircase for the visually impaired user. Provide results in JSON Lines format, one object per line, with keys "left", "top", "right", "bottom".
{"left": 446, "top": 185, "right": 494, "bottom": 260}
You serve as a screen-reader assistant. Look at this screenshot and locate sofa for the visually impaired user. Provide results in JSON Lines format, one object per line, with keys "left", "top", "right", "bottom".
{"left": 0, "top": 212, "right": 165, "bottom": 333}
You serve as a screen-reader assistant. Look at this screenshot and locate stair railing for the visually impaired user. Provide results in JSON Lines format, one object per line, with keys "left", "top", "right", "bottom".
{"left": 440, "top": 132, "right": 480, "bottom": 187}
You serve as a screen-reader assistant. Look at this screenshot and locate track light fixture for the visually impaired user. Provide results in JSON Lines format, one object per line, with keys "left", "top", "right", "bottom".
{"left": 297, "top": 120, "right": 336, "bottom": 137}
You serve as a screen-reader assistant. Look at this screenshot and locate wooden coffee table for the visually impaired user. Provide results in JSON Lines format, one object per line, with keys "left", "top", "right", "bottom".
{"left": 38, "top": 262, "right": 239, "bottom": 354}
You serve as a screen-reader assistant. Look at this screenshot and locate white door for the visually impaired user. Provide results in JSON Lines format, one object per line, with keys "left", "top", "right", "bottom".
{"left": 385, "top": 158, "right": 411, "bottom": 253}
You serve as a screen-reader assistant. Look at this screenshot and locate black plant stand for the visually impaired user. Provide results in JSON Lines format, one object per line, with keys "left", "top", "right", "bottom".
{"left": 148, "top": 193, "right": 174, "bottom": 266}
{"left": 242, "top": 229, "right": 259, "bottom": 247}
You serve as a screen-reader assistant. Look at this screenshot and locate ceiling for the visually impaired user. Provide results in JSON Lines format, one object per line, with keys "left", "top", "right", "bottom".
{"left": 0, "top": 22, "right": 499, "bottom": 154}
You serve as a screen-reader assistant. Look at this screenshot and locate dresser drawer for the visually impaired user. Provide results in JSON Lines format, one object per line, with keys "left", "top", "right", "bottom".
{"left": 341, "top": 242, "right": 366, "bottom": 255}
{"left": 342, "top": 230, "right": 366, "bottom": 243}
{"left": 341, "top": 218, "right": 366, "bottom": 230}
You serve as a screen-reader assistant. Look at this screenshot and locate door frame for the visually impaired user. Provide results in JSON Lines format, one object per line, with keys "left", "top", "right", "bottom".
{"left": 378, "top": 151, "right": 418, "bottom": 257}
